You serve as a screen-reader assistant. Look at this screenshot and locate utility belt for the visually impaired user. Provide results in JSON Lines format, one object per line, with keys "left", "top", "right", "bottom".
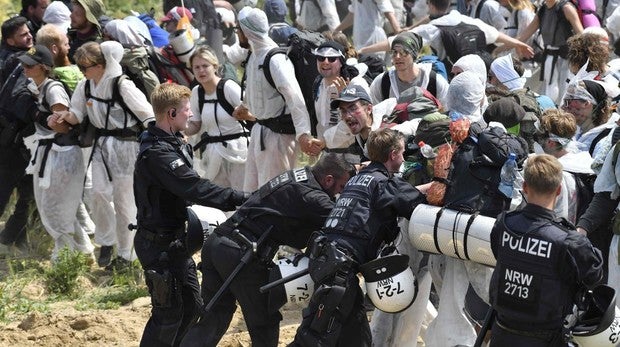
{"left": 256, "top": 114, "right": 296, "bottom": 135}
{"left": 31, "top": 136, "right": 80, "bottom": 178}
{"left": 194, "top": 131, "right": 248, "bottom": 152}
{"left": 496, "top": 319, "right": 560, "bottom": 341}
{"left": 96, "top": 127, "right": 140, "bottom": 140}
{"left": 215, "top": 217, "right": 278, "bottom": 265}
{"left": 39, "top": 134, "right": 80, "bottom": 147}
{"left": 138, "top": 226, "right": 186, "bottom": 246}
{"left": 256, "top": 114, "right": 295, "bottom": 151}
{"left": 539, "top": 46, "right": 568, "bottom": 84}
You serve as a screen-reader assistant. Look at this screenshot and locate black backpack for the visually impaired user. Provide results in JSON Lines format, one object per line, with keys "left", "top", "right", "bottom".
{"left": 435, "top": 22, "right": 487, "bottom": 69}
{"left": 79, "top": 75, "right": 145, "bottom": 147}
{"left": 259, "top": 31, "right": 325, "bottom": 136}
{"left": 442, "top": 126, "right": 528, "bottom": 217}
{"left": 0, "top": 63, "right": 38, "bottom": 146}
{"left": 572, "top": 172, "right": 596, "bottom": 220}
{"left": 196, "top": 78, "right": 252, "bottom": 132}
{"left": 36, "top": 79, "right": 73, "bottom": 128}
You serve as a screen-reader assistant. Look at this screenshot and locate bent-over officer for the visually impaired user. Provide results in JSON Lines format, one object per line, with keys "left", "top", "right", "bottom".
{"left": 181, "top": 153, "right": 355, "bottom": 347}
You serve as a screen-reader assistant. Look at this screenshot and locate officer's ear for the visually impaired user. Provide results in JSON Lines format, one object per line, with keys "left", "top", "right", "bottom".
{"left": 168, "top": 108, "right": 177, "bottom": 119}
{"left": 322, "top": 174, "right": 335, "bottom": 190}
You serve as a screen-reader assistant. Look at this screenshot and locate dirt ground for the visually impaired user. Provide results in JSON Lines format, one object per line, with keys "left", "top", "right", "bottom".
{"left": 0, "top": 296, "right": 304, "bottom": 347}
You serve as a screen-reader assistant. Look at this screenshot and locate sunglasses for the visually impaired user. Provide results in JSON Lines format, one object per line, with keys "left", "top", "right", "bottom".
{"left": 316, "top": 56, "right": 339, "bottom": 63}
{"left": 77, "top": 63, "right": 96, "bottom": 72}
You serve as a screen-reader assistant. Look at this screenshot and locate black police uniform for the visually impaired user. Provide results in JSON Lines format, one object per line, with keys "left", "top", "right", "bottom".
{"left": 291, "top": 161, "right": 426, "bottom": 347}
{"left": 180, "top": 166, "right": 338, "bottom": 347}
{"left": 133, "top": 122, "right": 244, "bottom": 347}
{"left": 489, "top": 204, "right": 604, "bottom": 347}
{"left": 0, "top": 48, "right": 35, "bottom": 249}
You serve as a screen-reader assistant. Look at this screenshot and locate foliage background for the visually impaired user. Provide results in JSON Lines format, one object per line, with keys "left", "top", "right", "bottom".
{"left": 1, "top": 0, "right": 165, "bottom": 25}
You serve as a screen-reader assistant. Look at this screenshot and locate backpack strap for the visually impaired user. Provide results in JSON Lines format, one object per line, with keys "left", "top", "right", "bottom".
{"left": 260, "top": 47, "right": 288, "bottom": 92}
{"left": 40, "top": 80, "right": 64, "bottom": 113}
{"left": 198, "top": 83, "right": 206, "bottom": 115}
{"left": 588, "top": 127, "right": 611, "bottom": 155}
{"left": 215, "top": 78, "right": 236, "bottom": 116}
{"left": 312, "top": 75, "right": 323, "bottom": 101}
{"left": 114, "top": 75, "right": 143, "bottom": 130}
{"left": 612, "top": 140, "right": 620, "bottom": 168}
{"left": 86, "top": 75, "right": 143, "bottom": 131}
{"left": 427, "top": 70, "right": 437, "bottom": 98}
{"left": 381, "top": 71, "right": 391, "bottom": 101}
{"left": 475, "top": 0, "right": 487, "bottom": 18}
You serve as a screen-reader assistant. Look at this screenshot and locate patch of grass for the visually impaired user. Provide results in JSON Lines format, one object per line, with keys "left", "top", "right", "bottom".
{"left": 44, "top": 248, "right": 90, "bottom": 296}
{"left": 75, "top": 284, "right": 148, "bottom": 311}
{"left": 0, "top": 274, "right": 50, "bottom": 322}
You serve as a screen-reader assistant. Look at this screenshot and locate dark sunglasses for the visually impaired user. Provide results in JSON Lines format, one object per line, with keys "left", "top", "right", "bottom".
{"left": 316, "top": 56, "right": 338, "bottom": 63}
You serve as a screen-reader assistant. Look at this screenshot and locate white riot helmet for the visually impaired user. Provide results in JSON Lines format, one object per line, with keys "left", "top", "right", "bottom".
{"left": 268, "top": 255, "right": 314, "bottom": 311}
{"left": 360, "top": 253, "right": 418, "bottom": 313}
{"left": 185, "top": 205, "right": 227, "bottom": 254}
{"left": 571, "top": 285, "right": 620, "bottom": 347}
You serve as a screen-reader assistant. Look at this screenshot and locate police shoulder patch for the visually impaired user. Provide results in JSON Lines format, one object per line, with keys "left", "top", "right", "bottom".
{"left": 169, "top": 158, "right": 185, "bottom": 171}
{"left": 293, "top": 168, "right": 308, "bottom": 182}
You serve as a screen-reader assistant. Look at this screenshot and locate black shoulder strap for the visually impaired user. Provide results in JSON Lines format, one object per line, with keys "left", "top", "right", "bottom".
{"left": 41, "top": 80, "right": 64, "bottom": 112}
{"left": 475, "top": 0, "right": 487, "bottom": 18}
{"left": 381, "top": 71, "right": 391, "bottom": 101}
{"left": 198, "top": 83, "right": 206, "bottom": 115}
{"left": 612, "top": 140, "right": 620, "bottom": 168}
{"left": 514, "top": 8, "right": 519, "bottom": 29}
{"left": 114, "top": 75, "right": 143, "bottom": 129}
{"left": 427, "top": 70, "right": 437, "bottom": 98}
{"left": 312, "top": 75, "right": 323, "bottom": 101}
{"left": 589, "top": 127, "right": 611, "bottom": 155}
{"left": 216, "top": 78, "right": 236, "bottom": 116}
{"left": 260, "top": 47, "right": 288, "bottom": 92}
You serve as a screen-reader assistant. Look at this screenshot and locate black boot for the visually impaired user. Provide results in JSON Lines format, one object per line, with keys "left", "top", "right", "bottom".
{"left": 98, "top": 245, "right": 114, "bottom": 267}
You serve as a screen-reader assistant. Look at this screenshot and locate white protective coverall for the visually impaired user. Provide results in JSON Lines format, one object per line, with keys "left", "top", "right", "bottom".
{"left": 424, "top": 72, "right": 493, "bottom": 346}
{"left": 370, "top": 219, "right": 437, "bottom": 346}
{"left": 29, "top": 78, "right": 94, "bottom": 260}
{"left": 589, "top": 146, "right": 620, "bottom": 298}
{"left": 297, "top": 0, "right": 341, "bottom": 31}
{"left": 238, "top": 7, "right": 312, "bottom": 192}
{"left": 70, "top": 41, "right": 154, "bottom": 261}
{"left": 189, "top": 80, "right": 247, "bottom": 190}
{"left": 368, "top": 65, "right": 449, "bottom": 106}
{"left": 349, "top": 0, "right": 395, "bottom": 59}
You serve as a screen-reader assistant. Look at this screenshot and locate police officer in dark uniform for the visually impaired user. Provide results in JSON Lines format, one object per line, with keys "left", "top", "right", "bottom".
{"left": 133, "top": 83, "right": 246, "bottom": 347}
{"left": 291, "top": 127, "right": 427, "bottom": 347}
{"left": 180, "top": 153, "right": 355, "bottom": 347}
{"left": 488, "top": 154, "right": 604, "bottom": 347}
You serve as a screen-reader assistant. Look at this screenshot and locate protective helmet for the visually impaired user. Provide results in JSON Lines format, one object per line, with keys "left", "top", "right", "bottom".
{"left": 268, "top": 255, "right": 314, "bottom": 311}
{"left": 360, "top": 253, "right": 418, "bottom": 313}
{"left": 185, "top": 205, "right": 227, "bottom": 254}
{"left": 571, "top": 285, "right": 620, "bottom": 347}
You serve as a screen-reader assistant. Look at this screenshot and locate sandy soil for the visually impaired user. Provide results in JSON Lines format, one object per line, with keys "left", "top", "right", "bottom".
{"left": 0, "top": 295, "right": 304, "bottom": 347}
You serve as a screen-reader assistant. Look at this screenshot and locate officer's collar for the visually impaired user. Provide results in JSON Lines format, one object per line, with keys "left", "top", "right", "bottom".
{"left": 361, "top": 161, "right": 390, "bottom": 176}
{"left": 522, "top": 203, "right": 557, "bottom": 222}
{"left": 145, "top": 121, "right": 184, "bottom": 143}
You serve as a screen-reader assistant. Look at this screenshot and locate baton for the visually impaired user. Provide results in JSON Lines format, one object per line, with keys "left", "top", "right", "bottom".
{"left": 259, "top": 267, "right": 310, "bottom": 293}
{"left": 474, "top": 307, "right": 496, "bottom": 347}
{"left": 202, "top": 228, "right": 271, "bottom": 314}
